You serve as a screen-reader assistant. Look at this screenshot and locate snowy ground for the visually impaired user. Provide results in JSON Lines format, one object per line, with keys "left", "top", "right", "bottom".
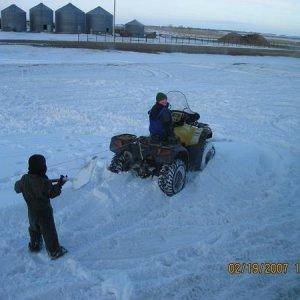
{"left": 0, "top": 45, "right": 299, "bottom": 299}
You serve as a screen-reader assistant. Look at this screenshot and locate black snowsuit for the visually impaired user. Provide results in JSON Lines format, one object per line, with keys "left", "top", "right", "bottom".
{"left": 149, "top": 103, "right": 174, "bottom": 140}
{"left": 14, "top": 171, "right": 62, "bottom": 255}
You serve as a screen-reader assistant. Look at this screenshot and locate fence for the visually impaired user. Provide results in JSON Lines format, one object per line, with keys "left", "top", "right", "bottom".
{"left": 76, "top": 33, "right": 298, "bottom": 50}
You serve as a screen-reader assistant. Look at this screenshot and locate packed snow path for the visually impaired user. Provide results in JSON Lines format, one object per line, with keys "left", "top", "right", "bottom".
{"left": 0, "top": 45, "right": 299, "bottom": 299}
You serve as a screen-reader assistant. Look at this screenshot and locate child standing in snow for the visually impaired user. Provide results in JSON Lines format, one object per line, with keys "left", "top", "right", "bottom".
{"left": 14, "top": 154, "right": 67, "bottom": 259}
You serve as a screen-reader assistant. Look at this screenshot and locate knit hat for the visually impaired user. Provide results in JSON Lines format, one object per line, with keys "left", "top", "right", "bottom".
{"left": 28, "top": 154, "right": 47, "bottom": 176}
{"left": 156, "top": 92, "right": 167, "bottom": 102}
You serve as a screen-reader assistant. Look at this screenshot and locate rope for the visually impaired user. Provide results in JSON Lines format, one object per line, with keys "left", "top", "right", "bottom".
{"left": 1, "top": 150, "right": 104, "bottom": 183}
{"left": 47, "top": 152, "right": 102, "bottom": 169}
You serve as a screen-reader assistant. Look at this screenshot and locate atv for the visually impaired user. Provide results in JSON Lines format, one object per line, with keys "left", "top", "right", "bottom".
{"left": 108, "top": 91, "right": 215, "bottom": 196}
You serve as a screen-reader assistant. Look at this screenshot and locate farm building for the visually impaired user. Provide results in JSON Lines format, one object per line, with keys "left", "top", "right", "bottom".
{"left": 30, "top": 3, "right": 53, "bottom": 32}
{"left": 1, "top": 4, "right": 26, "bottom": 32}
{"left": 86, "top": 6, "right": 113, "bottom": 34}
{"left": 125, "top": 19, "right": 145, "bottom": 37}
{"left": 55, "top": 3, "right": 85, "bottom": 34}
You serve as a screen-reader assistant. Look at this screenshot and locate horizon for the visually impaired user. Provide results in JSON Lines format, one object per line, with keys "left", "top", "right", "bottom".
{"left": 1, "top": 0, "right": 299, "bottom": 36}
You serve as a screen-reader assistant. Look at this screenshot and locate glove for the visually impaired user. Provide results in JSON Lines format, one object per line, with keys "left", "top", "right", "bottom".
{"left": 58, "top": 175, "right": 68, "bottom": 187}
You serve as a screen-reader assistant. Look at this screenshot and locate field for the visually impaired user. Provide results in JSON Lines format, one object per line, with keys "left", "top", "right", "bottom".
{"left": 0, "top": 45, "right": 299, "bottom": 299}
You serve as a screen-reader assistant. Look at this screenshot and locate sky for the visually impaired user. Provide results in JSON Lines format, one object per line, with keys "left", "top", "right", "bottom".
{"left": 1, "top": 0, "right": 300, "bottom": 36}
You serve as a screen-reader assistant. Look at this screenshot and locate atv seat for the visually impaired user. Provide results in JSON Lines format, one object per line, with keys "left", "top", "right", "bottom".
{"left": 150, "top": 135, "right": 179, "bottom": 146}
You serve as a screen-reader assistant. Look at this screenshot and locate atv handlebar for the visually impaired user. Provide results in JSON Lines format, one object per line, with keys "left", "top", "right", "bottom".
{"left": 171, "top": 110, "right": 200, "bottom": 126}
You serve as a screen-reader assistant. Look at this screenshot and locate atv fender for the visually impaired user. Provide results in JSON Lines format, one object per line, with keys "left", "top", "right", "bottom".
{"left": 110, "top": 134, "right": 137, "bottom": 154}
{"left": 155, "top": 144, "right": 188, "bottom": 167}
{"left": 175, "top": 149, "right": 189, "bottom": 169}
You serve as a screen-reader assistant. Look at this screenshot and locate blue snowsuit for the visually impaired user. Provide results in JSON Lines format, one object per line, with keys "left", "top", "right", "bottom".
{"left": 149, "top": 103, "right": 174, "bottom": 140}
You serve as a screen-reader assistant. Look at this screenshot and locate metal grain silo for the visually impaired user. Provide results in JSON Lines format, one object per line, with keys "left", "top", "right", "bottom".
{"left": 1, "top": 4, "right": 26, "bottom": 32}
{"left": 30, "top": 3, "right": 53, "bottom": 32}
{"left": 125, "top": 19, "right": 145, "bottom": 37}
{"left": 55, "top": 3, "right": 85, "bottom": 34}
{"left": 86, "top": 6, "right": 113, "bottom": 34}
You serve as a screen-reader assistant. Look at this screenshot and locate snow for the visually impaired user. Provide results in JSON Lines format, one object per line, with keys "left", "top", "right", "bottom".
{"left": 0, "top": 45, "right": 299, "bottom": 299}
{"left": 0, "top": 31, "right": 87, "bottom": 42}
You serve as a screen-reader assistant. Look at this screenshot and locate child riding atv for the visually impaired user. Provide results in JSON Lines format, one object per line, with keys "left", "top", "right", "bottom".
{"left": 109, "top": 91, "right": 215, "bottom": 196}
{"left": 149, "top": 92, "right": 174, "bottom": 141}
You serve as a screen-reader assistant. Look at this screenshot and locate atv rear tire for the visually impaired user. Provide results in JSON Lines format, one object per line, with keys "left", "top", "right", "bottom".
{"left": 158, "top": 159, "right": 186, "bottom": 196}
{"left": 109, "top": 154, "right": 126, "bottom": 173}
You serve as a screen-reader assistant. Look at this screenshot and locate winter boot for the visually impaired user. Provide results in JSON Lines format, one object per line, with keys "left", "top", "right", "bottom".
{"left": 49, "top": 246, "right": 68, "bottom": 260}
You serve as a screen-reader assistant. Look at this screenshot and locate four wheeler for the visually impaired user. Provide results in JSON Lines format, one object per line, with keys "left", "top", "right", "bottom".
{"left": 108, "top": 91, "right": 215, "bottom": 196}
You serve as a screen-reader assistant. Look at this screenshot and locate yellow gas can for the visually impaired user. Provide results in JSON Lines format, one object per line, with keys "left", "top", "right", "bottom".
{"left": 174, "top": 124, "right": 203, "bottom": 146}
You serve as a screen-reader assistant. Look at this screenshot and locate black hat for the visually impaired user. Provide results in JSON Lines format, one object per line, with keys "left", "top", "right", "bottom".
{"left": 156, "top": 92, "right": 167, "bottom": 102}
{"left": 28, "top": 154, "right": 47, "bottom": 176}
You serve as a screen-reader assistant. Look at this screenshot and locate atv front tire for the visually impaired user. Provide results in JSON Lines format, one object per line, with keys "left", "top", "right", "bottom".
{"left": 109, "top": 154, "right": 126, "bottom": 173}
{"left": 200, "top": 142, "right": 215, "bottom": 171}
{"left": 158, "top": 159, "right": 186, "bottom": 196}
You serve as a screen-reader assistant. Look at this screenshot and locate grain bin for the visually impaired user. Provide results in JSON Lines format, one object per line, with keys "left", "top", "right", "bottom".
{"left": 86, "top": 6, "right": 113, "bottom": 34}
{"left": 30, "top": 3, "right": 53, "bottom": 32}
{"left": 1, "top": 4, "right": 26, "bottom": 32}
{"left": 55, "top": 3, "right": 85, "bottom": 34}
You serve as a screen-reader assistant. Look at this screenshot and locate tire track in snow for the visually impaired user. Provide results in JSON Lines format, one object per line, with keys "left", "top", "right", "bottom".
{"left": 271, "top": 114, "right": 299, "bottom": 135}
{"left": 130, "top": 64, "right": 173, "bottom": 80}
